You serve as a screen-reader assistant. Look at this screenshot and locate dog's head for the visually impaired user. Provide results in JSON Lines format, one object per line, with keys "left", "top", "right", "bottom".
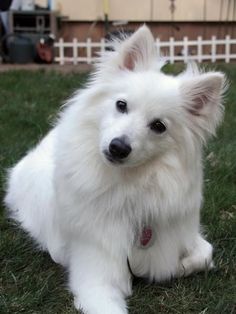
{"left": 95, "top": 26, "right": 226, "bottom": 167}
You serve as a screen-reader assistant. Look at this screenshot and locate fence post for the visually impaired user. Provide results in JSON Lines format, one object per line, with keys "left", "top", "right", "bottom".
{"left": 211, "top": 36, "right": 216, "bottom": 62}
{"left": 197, "top": 36, "right": 202, "bottom": 63}
{"left": 169, "top": 37, "right": 174, "bottom": 64}
{"left": 155, "top": 38, "right": 161, "bottom": 58}
{"left": 225, "top": 35, "right": 230, "bottom": 63}
{"left": 59, "top": 38, "right": 64, "bottom": 65}
{"left": 183, "top": 36, "right": 188, "bottom": 63}
{"left": 100, "top": 38, "right": 106, "bottom": 55}
{"left": 73, "top": 38, "right": 78, "bottom": 65}
{"left": 87, "top": 38, "right": 92, "bottom": 64}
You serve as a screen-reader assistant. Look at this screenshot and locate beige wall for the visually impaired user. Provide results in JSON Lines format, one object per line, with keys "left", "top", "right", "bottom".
{"left": 36, "top": 0, "right": 236, "bottom": 22}
{"left": 59, "top": 0, "right": 103, "bottom": 21}
{"left": 36, "top": 0, "right": 104, "bottom": 20}
{"left": 109, "top": 0, "right": 151, "bottom": 21}
{"left": 206, "top": 0, "right": 236, "bottom": 21}
{"left": 153, "top": 0, "right": 205, "bottom": 21}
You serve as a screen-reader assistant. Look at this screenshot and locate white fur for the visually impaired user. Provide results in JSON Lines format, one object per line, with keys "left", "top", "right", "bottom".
{"left": 4, "top": 26, "right": 226, "bottom": 314}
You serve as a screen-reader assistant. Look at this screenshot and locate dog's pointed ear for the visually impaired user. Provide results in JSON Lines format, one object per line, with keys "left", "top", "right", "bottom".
{"left": 118, "top": 25, "right": 155, "bottom": 71}
{"left": 180, "top": 72, "right": 226, "bottom": 135}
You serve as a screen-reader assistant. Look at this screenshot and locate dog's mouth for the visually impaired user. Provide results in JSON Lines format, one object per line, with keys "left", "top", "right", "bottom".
{"left": 103, "top": 151, "right": 125, "bottom": 165}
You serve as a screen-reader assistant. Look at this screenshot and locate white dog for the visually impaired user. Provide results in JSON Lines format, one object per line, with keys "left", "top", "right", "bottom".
{"left": 5, "top": 26, "right": 226, "bottom": 314}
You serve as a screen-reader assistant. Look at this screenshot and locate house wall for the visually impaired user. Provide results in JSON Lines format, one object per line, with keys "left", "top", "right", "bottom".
{"left": 36, "top": 0, "right": 236, "bottom": 22}
{"left": 34, "top": 1, "right": 236, "bottom": 42}
{"left": 59, "top": 21, "right": 236, "bottom": 42}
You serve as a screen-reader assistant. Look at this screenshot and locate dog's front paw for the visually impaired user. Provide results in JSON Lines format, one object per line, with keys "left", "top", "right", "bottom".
{"left": 179, "top": 255, "right": 214, "bottom": 277}
{"left": 74, "top": 295, "right": 128, "bottom": 314}
{"left": 177, "top": 236, "right": 214, "bottom": 277}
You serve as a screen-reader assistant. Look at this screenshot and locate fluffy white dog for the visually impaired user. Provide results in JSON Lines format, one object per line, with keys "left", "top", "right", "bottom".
{"left": 5, "top": 26, "right": 226, "bottom": 314}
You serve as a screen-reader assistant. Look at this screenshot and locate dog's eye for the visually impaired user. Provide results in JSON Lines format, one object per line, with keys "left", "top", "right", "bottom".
{"left": 149, "top": 119, "right": 166, "bottom": 134}
{"left": 116, "top": 100, "right": 127, "bottom": 113}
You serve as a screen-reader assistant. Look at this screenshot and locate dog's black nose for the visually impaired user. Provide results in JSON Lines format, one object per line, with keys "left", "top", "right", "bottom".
{"left": 109, "top": 137, "right": 132, "bottom": 159}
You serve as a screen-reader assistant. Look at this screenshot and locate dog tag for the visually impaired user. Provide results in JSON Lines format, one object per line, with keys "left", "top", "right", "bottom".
{"left": 139, "top": 227, "right": 153, "bottom": 248}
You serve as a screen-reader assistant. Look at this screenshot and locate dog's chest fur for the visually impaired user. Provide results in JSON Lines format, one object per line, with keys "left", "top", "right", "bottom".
{"left": 59, "top": 153, "right": 201, "bottom": 245}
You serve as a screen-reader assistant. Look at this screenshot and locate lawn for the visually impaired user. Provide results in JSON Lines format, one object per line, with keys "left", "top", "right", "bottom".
{"left": 0, "top": 65, "right": 235, "bottom": 314}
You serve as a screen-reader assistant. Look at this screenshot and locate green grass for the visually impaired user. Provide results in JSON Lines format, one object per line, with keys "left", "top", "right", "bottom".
{"left": 0, "top": 65, "right": 235, "bottom": 314}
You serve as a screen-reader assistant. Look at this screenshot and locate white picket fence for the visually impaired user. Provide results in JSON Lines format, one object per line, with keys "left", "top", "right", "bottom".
{"left": 54, "top": 35, "right": 236, "bottom": 65}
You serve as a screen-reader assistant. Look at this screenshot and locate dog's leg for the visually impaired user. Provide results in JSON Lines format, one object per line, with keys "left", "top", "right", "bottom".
{"left": 69, "top": 241, "right": 130, "bottom": 314}
{"left": 130, "top": 210, "right": 214, "bottom": 282}
{"left": 178, "top": 234, "right": 214, "bottom": 277}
